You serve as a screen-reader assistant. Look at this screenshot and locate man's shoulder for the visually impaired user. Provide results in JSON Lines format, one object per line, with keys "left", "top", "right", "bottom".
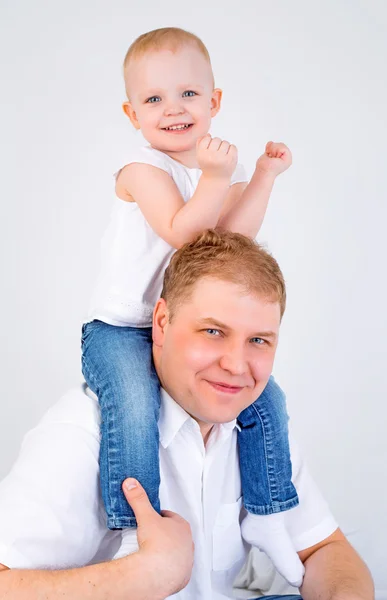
{"left": 39, "top": 384, "right": 101, "bottom": 440}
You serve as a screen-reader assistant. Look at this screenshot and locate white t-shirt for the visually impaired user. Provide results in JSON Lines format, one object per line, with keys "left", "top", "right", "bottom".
{"left": 88, "top": 146, "right": 248, "bottom": 328}
{"left": 0, "top": 386, "right": 338, "bottom": 599}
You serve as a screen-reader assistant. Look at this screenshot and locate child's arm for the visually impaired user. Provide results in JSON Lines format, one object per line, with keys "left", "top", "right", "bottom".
{"left": 219, "top": 142, "right": 292, "bottom": 238}
{"left": 116, "top": 135, "right": 237, "bottom": 249}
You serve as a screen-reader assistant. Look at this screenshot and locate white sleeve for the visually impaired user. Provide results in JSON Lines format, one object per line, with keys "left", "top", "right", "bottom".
{"left": 0, "top": 388, "right": 107, "bottom": 569}
{"left": 230, "top": 163, "right": 248, "bottom": 186}
{"left": 284, "top": 436, "right": 339, "bottom": 551}
{"left": 114, "top": 146, "right": 174, "bottom": 180}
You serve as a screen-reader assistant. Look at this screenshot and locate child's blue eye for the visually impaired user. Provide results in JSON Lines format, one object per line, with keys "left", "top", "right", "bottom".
{"left": 183, "top": 91, "right": 196, "bottom": 97}
{"left": 147, "top": 96, "right": 161, "bottom": 103}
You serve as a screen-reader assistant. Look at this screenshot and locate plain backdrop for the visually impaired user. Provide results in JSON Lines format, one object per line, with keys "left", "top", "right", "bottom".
{"left": 0, "top": 0, "right": 386, "bottom": 594}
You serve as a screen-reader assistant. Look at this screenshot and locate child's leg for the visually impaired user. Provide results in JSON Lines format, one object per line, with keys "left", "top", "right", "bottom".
{"left": 237, "top": 376, "right": 304, "bottom": 587}
{"left": 237, "top": 376, "right": 298, "bottom": 515}
{"left": 81, "top": 320, "right": 160, "bottom": 530}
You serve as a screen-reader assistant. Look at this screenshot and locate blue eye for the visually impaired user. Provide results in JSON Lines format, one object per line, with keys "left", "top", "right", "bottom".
{"left": 146, "top": 96, "right": 161, "bottom": 103}
{"left": 251, "top": 337, "right": 265, "bottom": 345}
{"left": 206, "top": 329, "right": 220, "bottom": 336}
{"left": 183, "top": 90, "right": 196, "bottom": 97}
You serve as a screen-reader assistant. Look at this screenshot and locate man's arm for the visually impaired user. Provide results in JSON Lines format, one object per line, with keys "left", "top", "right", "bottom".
{"left": 0, "top": 555, "right": 163, "bottom": 600}
{"left": 0, "top": 479, "right": 194, "bottom": 600}
{"left": 299, "top": 528, "right": 374, "bottom": 600}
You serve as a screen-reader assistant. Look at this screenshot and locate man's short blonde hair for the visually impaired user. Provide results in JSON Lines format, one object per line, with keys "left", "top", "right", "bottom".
{"left": 123, "top": 27, "right": 213, "bottom": 97}
{"left": 161, "top": 229, "right": 287, "bottom": 320}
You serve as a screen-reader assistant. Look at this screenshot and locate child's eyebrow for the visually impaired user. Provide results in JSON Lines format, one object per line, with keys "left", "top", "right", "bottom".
{"left": 180, "top": 83, "right": 204, "bottom": 90}
{"left": 141, "top": 89, "right": 163, "bottom": 98}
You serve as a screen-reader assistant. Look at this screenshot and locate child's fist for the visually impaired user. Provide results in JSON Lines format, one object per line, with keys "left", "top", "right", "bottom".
{"left": 196, "top": 134, "right": 238, "bottom": 180}
{"left": 256, "top": 142, "right": 292, "bottom": 177}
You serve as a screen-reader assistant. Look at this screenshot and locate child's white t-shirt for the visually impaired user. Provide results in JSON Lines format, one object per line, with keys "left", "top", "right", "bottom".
{"left": 87, "top": 145, "right": 248, "bottom": 328}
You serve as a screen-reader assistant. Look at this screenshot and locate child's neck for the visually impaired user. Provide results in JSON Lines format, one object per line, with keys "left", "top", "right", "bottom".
{"left": 154, "top": 146, "right": 200, "bottom": 169}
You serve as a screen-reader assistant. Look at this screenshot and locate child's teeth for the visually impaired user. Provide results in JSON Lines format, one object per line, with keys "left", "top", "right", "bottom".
{"left": 166, "top": 124, "right": 189, "bottom": 130}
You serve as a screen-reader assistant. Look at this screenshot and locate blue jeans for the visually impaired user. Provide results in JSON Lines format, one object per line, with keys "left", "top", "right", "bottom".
{"left": 255, "top": 596, "right": 302, "bottom": 600}
{"left": 81, "top": 321, "right": 299, "bottom": 529}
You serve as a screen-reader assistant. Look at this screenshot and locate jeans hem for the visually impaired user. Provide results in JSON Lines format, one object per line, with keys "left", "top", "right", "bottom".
{"left": 107, "top": 516, "right": 137, "bottom": 529}
{"left": 244, "top": 495, "right": 299, "bottom": 515}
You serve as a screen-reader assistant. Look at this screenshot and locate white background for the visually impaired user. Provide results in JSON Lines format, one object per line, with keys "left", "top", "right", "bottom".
{"left": 0, "top": 0, "right": 386, "bottom": 594}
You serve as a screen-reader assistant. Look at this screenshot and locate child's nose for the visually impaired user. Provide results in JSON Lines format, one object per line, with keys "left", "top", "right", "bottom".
{"left": 164, "top": 102, "right": 185, "bottom": 116}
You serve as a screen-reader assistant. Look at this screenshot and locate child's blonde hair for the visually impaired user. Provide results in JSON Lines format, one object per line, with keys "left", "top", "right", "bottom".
{"left": 123, "top": 27, "right": 214, "bottom": 97}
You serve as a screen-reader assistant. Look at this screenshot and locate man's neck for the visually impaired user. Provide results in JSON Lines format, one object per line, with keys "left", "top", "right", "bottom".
{"left": 198, "top": 422, "right": 214, "bottom": 446}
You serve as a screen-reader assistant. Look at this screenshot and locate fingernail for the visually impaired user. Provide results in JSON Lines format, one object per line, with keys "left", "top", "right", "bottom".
{"left": 125, "top": 478, "right": 138, "bottom": 491}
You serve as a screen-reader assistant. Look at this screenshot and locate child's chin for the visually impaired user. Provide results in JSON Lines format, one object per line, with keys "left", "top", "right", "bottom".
{"left": 162, "top": 140, "right": 196, "bottom": 153}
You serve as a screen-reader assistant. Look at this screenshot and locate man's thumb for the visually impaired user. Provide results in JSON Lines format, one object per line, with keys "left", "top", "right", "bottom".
{"left": 122, "top": 478, "right": 156, "bottom": 524}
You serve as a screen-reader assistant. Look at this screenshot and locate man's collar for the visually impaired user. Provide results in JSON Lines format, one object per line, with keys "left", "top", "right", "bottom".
{"left": 159, "top": 388, "right": 239, "bottom": 449}
{"left": 159, "top": 389, "right": 191, "bottom": 448}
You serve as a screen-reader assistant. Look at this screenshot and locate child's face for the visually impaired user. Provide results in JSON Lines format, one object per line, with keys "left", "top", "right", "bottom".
{"left": 123, "top": 45, "right": 221, "bottom": 153}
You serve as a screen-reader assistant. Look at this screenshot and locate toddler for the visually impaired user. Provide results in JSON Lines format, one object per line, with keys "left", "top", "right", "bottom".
{"left": 82, "top": 27, "right": 304, "bottom": 586}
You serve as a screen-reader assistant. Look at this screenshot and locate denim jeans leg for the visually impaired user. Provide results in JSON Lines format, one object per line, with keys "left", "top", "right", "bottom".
{"left": 81, "top": 321, "right": 160, "bottom": 529}
{"left": 237, "top": 376, "right": 299, "bottom": 515}
{"left": 254, "top": 595, "right": 302, "bottom": 600}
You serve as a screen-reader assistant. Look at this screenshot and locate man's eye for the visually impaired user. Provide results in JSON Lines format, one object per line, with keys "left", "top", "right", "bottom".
{"left": 183, "top": 90, "right": 196, "bottom": 97}
{"left": 251, "top": 337, "right": 265, "bottom": 345}
{"left": 146, "top": 96, "right": 161, "bottom": 103}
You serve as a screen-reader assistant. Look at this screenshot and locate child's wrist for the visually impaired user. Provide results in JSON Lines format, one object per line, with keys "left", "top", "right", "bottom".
{"left": 251, "top": 165, "right": 278, "bottom": 185}
{"left": 252, "top": 166, "right": 277, "bottom": 182}
{"left": 200, "top": 172, "right": 232, "bottom": 188}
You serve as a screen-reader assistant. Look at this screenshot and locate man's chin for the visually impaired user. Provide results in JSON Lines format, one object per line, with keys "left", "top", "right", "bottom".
{"left": 200, "top": 403, "right": 246, "bottom": 426}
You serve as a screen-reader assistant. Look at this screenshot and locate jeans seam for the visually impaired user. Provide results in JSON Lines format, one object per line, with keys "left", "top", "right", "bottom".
{"left": 82, "top": 353, "right": 116, "bottom": 526}
{"left": 249, "top": 402, "right": 276, "bottom": 506}
{"left": 244, "top": 496, "right": 299, "bottom": 515}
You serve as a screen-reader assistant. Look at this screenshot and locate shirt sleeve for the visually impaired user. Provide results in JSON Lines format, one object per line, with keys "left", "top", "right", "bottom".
{"left": 283, "top": 436, "right": 339, "bottom": 551}
{"left": 230, "top": 163, "right": 248, "bottom": 186}
{"left": 0, "top": 388, "right": 107, "bottom": 569}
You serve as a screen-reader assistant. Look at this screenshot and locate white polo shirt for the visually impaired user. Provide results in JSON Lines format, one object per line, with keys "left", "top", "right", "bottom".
{"left": 0, "top": 385, "right": 337, "bottom": 599}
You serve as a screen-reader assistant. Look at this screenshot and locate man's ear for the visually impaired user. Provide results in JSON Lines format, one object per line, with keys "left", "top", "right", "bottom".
{"left": 122, "top": 101, "right": 141, "bottom": 130}
{"left": 210, "top": 88, "right": 223, "bottom": 117}
{"left": 152, "top": 298, "right": 169, "bottom": 347}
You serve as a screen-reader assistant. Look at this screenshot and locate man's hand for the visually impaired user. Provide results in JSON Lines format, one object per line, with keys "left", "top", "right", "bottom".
{"left": 255, "top": 141, "right": 292, "bottom": 177}
{"left": 123, "top": 478, "right": 194, "bottom": 596}
{"left": 196, "top": 134, "right": 238, "bottom": 180}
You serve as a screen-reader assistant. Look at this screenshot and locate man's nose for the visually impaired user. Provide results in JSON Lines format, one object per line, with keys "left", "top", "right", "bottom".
{"left": 219, "top": 345, "right": 249, "bottom": 376}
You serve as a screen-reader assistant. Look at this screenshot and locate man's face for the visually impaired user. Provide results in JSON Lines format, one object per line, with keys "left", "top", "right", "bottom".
{"left": 153, "top": 277, "right": 281, "bottom": 429}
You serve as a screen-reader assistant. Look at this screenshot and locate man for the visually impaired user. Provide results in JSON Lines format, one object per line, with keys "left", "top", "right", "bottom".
{"left": 0, "top": 230, "right": 373, "bottom": 599}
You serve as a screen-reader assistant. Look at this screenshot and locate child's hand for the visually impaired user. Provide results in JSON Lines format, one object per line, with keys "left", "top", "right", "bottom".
{"left": 196, "top": 134, "right": 238, "bottom": 180}
{"left": 255, "top": 142, "right": 292, "bottom": 177}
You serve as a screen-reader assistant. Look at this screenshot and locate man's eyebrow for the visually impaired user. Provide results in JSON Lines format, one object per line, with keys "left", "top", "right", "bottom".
{"left": 197, "top": 318, "right": 277, "bottom": 339}
{"left": 197, "top": 317, "right": 231, "bottom": 330}
{"left": 252, "top": 331, "right": 277, "bottom": 340}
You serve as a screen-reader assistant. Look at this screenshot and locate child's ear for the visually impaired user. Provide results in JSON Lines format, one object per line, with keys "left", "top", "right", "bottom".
{"left": 210, "top": 88, "right": 223, "bottom": 117}
{"left": 123, "top": 102, "right": 141, "bottom": 130}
